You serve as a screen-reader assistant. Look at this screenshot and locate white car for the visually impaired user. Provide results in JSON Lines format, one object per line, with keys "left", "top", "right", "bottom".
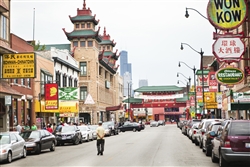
{"left": 77, "top": 126, "right": 93, "bottom": 142}
{"left": 150, "top": 121, "right": 159, "bottom": 127}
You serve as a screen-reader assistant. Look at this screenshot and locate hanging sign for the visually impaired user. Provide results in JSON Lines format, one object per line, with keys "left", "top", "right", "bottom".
{"left": 215, "top": 66, "right": 244, "bottom": 86}
{"left": 207, "top": 0, "right": 247, "bottom": 30}
{"left": 45, "top": 83, "right": 59, "bottom": 110}
{"left": 213, "top": 37, "right": 245, "bottom": 61}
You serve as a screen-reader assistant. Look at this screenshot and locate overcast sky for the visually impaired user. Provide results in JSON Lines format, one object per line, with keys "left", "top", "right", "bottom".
{"left": 11, "top": 0, "right": 215, "bottom": 89}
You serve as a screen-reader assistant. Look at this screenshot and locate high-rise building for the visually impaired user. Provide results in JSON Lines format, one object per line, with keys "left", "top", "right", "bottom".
{"left": 139, "top": 79, "right": 148, "bottom": 87}
{"left": 120, "top": 50, "right": 132, "bottom": 78}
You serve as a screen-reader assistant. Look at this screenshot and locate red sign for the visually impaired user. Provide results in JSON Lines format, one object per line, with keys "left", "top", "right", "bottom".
{"left": 208, "top": 72, "right": 218, "bottom": 92}
{"left": 45, "top": 83, "right": 58, "bottom": 109}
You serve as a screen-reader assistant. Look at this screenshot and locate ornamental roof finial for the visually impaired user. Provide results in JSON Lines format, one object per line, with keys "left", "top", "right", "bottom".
{"left": 83, "top": 0, "right": 86, "bottom": 9}
{"left": 103, "top": 27, "right": 106, "bottom": 36}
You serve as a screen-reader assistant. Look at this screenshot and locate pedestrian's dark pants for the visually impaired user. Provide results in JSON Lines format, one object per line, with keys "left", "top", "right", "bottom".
{"left": 97, "top": 139, "right": 105, "bottom": 154}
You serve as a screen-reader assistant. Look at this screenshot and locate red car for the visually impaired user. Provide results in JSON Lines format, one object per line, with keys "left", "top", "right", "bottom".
{"left": 211, "top": 120, "right": 250, "bottom": 167}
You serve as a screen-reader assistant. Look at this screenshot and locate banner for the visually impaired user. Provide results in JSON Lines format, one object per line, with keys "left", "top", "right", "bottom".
{"left": 59, "top": 87, "right": 78, "bottom": 100}
{"left": 45, "top": 83, "right": 58, "bottom": 110}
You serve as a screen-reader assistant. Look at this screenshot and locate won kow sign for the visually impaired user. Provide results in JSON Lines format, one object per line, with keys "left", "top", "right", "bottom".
{"left": 215, "top": 67, "right": 244, "bottom": 87}
{"left": 207, "top": 0, "right": 247, "bottom": 30}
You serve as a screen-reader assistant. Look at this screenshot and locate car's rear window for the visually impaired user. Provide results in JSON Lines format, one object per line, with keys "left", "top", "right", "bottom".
{"left": 230, "top": 122, "right": 250, "bottom": 136}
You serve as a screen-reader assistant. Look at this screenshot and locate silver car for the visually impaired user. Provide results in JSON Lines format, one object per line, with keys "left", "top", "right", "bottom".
{"left": 0, "top": 132, "right": 27, "bottom": 163}
{"left": 150, "top": 121, "right": 159, "bottom": 127}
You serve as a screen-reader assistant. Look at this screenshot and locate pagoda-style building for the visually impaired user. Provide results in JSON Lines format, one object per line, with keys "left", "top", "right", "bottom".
{"left": 62, "top": 0, "right": 121, "bottom": 124}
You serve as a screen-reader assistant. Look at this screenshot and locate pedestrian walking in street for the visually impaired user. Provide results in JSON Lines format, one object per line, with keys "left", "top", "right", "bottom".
{"left": 96, "top": 121, "right": 105, "bottom": 156}
{"left": 16, "top": 124, "right": 22, "bottom": 134}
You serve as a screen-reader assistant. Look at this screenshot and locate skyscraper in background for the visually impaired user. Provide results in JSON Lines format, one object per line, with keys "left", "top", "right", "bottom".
{"left": 139, "top": 79, "right": 148, "bottom": 88}
{"left": 120, "top": 50, "right": 133, "bottom": 96}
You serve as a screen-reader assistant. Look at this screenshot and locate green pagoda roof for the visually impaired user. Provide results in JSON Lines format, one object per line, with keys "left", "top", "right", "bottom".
{"left": 63, "top": 28, "right": 102, "bottom": 42}
{"left": 122, "top": 97, "right": 143, "bottom": 103}
{"left": 134, "top": 86, "right": 183, "bottom": 92}
{"left": 176, "top": 96, "right": 188, "bottom": 102}
{"left": 70, "top": 15, "right": 99, "bottom": 25}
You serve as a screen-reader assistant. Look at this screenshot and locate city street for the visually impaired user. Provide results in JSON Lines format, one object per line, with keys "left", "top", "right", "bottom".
{"left": 0, "top": 125, "right": 245, "bottom": 167}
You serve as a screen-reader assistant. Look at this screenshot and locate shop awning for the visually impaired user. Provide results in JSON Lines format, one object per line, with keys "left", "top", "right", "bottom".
{"left": 106, "top": 104, "right": 122, "bottom": 111}
{"left": 230, "top": 102, "right": 250, "bottom": 110}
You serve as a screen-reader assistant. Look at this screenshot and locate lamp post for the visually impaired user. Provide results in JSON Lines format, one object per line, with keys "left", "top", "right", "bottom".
{"left": 181, "top": 43, "right": 205, "bottom": 116}
{"left": 177, "top": 72, "right": 191, "bottom": 85}
{"left": 127, "top": 82, "right": 132, "bottom": 121}
{"left": 178, "top": 61, "right": 197, "bottom": 113}
{"left": 177, "top": 80, "right": 190, "bottom": 100}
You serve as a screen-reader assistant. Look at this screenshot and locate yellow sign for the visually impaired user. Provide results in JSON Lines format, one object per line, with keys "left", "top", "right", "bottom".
{"left": 204, "top": 92, "right": 216, "bottom": 103}
{"left": 35, "top": 100, "right": 78, "bottom": 113}
{"left": 206, "top": 102, "right": 218, "bottom": 109}
{"left": 191, "top": 111, "right": 196, "bottom": 118}
{"left": 207, "top": 0, "right": 247, "bottom": 30}
{"left": 2, "top": 53, "right": 36, "bottom": 78}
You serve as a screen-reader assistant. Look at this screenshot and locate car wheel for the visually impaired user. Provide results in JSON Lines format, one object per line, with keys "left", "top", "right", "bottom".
{"left": 22, "top": 147, "right": 27, "bottom": 158}
{"left": 74, "top": 137, "right": 80, "bottom": 145}
{"left": 35, "top": 144, "right": 41, "bottom": 154}
{"left": 211, "top": 150, "right": 219, "bottom": 163}
{"left": 6, "top": 151, "right": 12, "bottom": 163}
{"left": 87, "top": 135, "right": 89, "bottom": 142}
{"left": 133, "top": 128, "right": 136, "bottom": 132}
{"left": 219, "top": 152, "right": 228, "bottom": 167}
{"left": 202, "top": 144, "right": 205, "bottom": 152}
{"left": 79, "top": 136, "right": 83, "bottom": 144}
{"left": 195, "top": 139, "right": 199, "bottom": 146}
{"left": 205, "top": 146, "right": 211, "bottom": 156}
{"left": 50, "top": 142, "right": 55, "bottom": 151}
{"left": 199, "top": 139, "right": 203, "bottom": 149}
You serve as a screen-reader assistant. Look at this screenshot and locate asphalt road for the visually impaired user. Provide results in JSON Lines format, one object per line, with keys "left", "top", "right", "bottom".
{"left": 0, "top": 125, "right": 246, "bottom": 167}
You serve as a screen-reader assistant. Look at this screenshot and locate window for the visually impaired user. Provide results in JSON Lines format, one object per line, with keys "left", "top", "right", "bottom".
{"left": 107, "top": 46, "right": 110, "bottom": 50}
{"left": 73, "top": 41, "right": 78, "bottom": 47}
{"left": 27, "top": 78, "right": 31, "bottom": 87}
{"left": 87, "top": 41, "right": 93, "bottom": 47}
{"left": 80, "top": 62, "right": 87, "bottom": 76}
{"left": 87, "top": 23, "right": 91, "bottom": 28}
{"left": 99, "top": 67, "right": 102, "bottom": 75}
{"left": 21, "top": 100, "right": 25, "bottom": 124}
{"left": 80, "top": 41, "right": 85, "bottom": 47}
{"left": 76, "top": 24, "right": 79, "bottom": 28}
{"left": 74, "top": 79, "right": 78, "bottom": 87}
{"left": 80, "top": 87, "right": 87, "bottom": 100}
{"left": 63, "top": 74, "right": 67, "bottom": 87}
{"left": 81, "top": 23, "right": 85, "bottom": 28}
{"left": 13, "top": 79, "right": 18, "bottom": 84}
{"left": 56, "top": 72, "right": 61, "bottom": 87}
{"left": 1, "top": 15, "right": 7, "bottom": 40}
{"left": 40, "top": 70, "right": 53, "bottom": 95}
{"left": 21, "top": 79, "right": 25, "bottom": 86}
{"left": 69, "top": 77, "right": 72, "bottom": 87}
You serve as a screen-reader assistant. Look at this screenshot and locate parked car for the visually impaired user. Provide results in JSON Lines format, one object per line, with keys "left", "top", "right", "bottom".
{"left": 88, "top": 125, "right": 98, "bottom": 139}
{"left": 20, "top": 130, "right": 56, "bottom": 154}
{"left": 188, "top": 123, "right": 199, "bottom": 143}
{"left": 158, "top": 120, "right": 165, "bottom": 126}
{"left": 118, "top": 122, "right": 142, "bottom": 132}
{"left": 150, "top": 121, "right": 159, "bottom": 127}
{"left": 102, "top": 121, "right": 119, "bottom": 135}
{"left": 0, "top": 132, "right": 26, "bottom": 163}
{"left": 211, "top": 120, "right": 250, "bottom": 167}
{"left": 186, "top": 119, "right": 201, "bottom": 138}
{"left": 55, "top": 125, "right": 82, "bottom": 145}
{"left": 77, "top": 126, "right": 93, "bottom": 142}
{"left": 103, "top": 124, "right": 112, "bottom": 136}
{"left": 201, "top": 121, "right": 221, "bottom": 156}
{"left": 195, "top": 119, "right": 224, "bottom": 148}
{"left": 179, "top": 120, "right": 188, "bottom": 130}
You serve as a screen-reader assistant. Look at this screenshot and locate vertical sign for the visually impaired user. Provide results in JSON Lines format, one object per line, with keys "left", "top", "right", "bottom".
{"left": 217, "top": 92, "right": 223, "bottom": 109}
{"left": 45, "top": 83, "right": 58, "bottom": 110}
{"left": 209, "top": 71, "right": 218, "bottom": 92}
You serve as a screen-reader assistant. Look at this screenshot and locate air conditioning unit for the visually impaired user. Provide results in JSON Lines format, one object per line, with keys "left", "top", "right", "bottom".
{"left": 105, "top": 80, "right": 110, "bottom": 89}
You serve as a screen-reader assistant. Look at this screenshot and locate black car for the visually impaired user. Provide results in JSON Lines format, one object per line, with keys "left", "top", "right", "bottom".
{"left": 55, "top": 125, "right": 82, "bottom": 146}
{"left": 20, "top": 130, "right": 56, "bottom": 154}
{"left": 102, "top": 121, "right": 119, "bottom": 135}
{"left": 118, "top": 122, "right": 142, "bottom": 132}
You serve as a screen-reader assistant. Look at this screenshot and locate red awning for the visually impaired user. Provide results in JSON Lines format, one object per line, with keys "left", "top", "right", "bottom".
{"left": 106, "top": 104, "right": 122, "bottom": 111}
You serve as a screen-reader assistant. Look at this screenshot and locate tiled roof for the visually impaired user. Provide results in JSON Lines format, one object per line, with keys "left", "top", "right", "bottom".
{"left": 134, "top": 86, "right": 183, "bottom": 92}
{"left": 103, "top": 51, "right": 114, "bottom": 56}
{"left": 100, "top": 40, "right": 113, "bottom": 45}
{"left": 0, "top": 81, "right": 22, "bottom": 97}
{"left": 70, "top": 15, "right": 98, "bottom": 25}
{"left": 176, "top": 96, "right": 188, "bottom": 102}
{"left": 122, "top": 97, "right": 143, "bottom": 103}
{"left": 203, "top": 56, "right": 215, "bottom": 68}
{"left": 44, "top": 44, "right": 70, "bottom": 51}
{"left": 67, "top": 30, "right": 96, "bottom": 36}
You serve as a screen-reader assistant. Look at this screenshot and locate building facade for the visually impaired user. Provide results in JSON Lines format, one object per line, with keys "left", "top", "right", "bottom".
{"left": 62, "top": 1, "right": 120, "bottom": 124}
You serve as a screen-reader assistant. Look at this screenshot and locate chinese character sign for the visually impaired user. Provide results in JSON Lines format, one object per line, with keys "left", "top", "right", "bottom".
{"left": 45, "top": 83, "right": 58, "bottom": 110}
{"left": 209, "top": 72, "right": 218, "bottom": 92}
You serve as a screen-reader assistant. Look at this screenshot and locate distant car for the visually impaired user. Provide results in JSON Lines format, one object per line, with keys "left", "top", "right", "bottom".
{"left": 118, "top": 122, "right": 142, "bottom": 132}
{"left": 88, "top": 125, "right": 98, "bottom": 140}
{"left": 0, "top": 132, "right": 27, "bottom": 163}
{"left": 188, "top": 123, "right": 199, "bottom": 143}
{"left": 158, "top": 120, "right": 165, "bottom": 126}
{"left": 55, "top": 125, "right": 82, "bottom": 145}
{"left": 20, "top": 130, "right": 56, "bottom": 154}
{"left": 150, "top": 121, "right": 159, "bottom": 127}
{"left": 77, "top": 126, "right": 93, "bottom": 142}
{"left": 103, "top": 124, "right": 112, "bottom": 136}
{"left": 211, "top": 120, "right": 250, "bottom": 167}
{"left": 102, "top": 121, "right": 119, "bottom": 135}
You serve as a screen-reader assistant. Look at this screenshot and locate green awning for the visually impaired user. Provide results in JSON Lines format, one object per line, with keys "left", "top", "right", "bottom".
{"left": 122, "top": 97, "right": 143, "bottom": 103}
{"left": 230, "top": 102, "right": 250, "bottom": 110}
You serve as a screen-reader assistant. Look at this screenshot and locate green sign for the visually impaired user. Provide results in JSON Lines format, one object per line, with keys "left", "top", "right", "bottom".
{"left": 59, "top": 87, "right": 78, "bottom": 100}
{"left": 216, "top": 67, "right": 244, "bottom": 85}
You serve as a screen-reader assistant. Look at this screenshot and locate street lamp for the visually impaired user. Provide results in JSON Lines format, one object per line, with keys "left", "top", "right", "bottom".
{"left": 127, "top": 82, "right": 132, "bottom": 121}
{"left": 181, "top": 43, "right": 205, "bottom": 116}
{"left": 177, "top": 72, "right": 191, "bottom": 85}
{"left": 177, "top": 80, "right": 190, "bottom": 100}
{"left": 178, "top": 61, "right": 197, "bottom": 113}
